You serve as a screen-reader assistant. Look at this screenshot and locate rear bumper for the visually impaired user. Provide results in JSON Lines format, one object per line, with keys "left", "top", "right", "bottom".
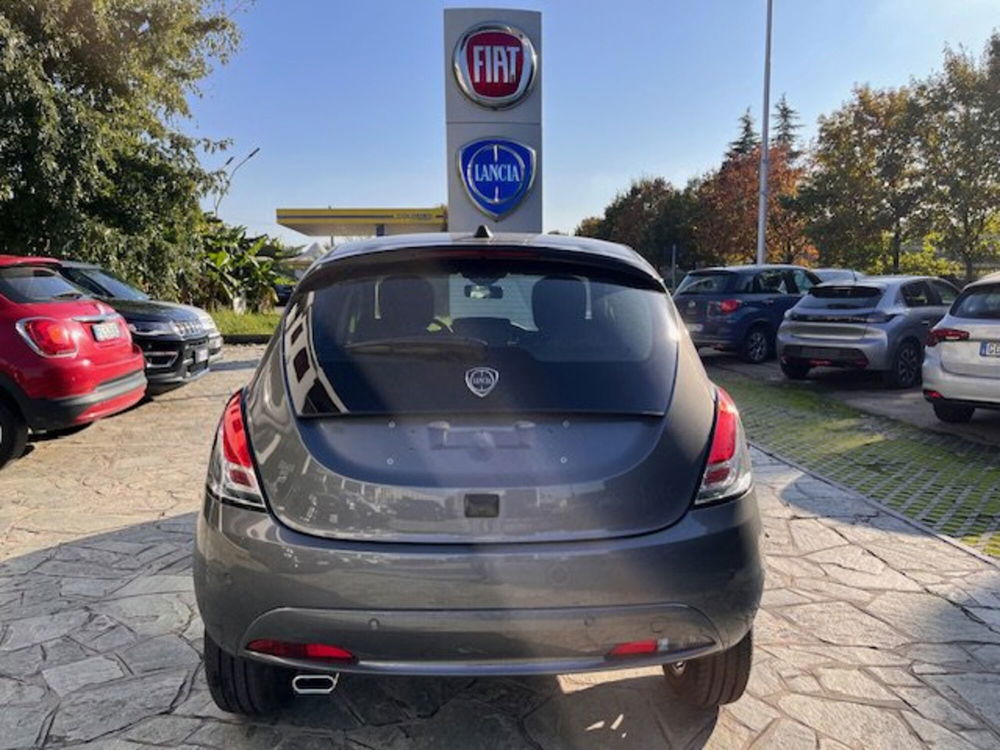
{"left": 23, "top": 369, "right": 147, "bottom": 431}
{"left": 194, "top": 489, "right": 763, "bottom": 675}
{"left": 777, "top": 330, "right": 891, "bottom": 370}
{"left": 922, "top": 360, "right": 1000, "bottom": 409}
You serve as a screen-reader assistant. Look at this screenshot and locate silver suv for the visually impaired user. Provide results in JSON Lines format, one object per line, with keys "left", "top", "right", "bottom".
{"left": 777, "top": 276, "right": 960, "bottom": 388}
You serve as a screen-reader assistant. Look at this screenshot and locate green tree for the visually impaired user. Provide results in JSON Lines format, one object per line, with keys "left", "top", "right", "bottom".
{"left": 772, "top": 94, "right": 802, "bottom": 161}
{"left": 918, "top": 34, "right": 1000, "bottom": 281}
{"left": 0, "top": 0, "right": 239, "bottom": 299}
{"left": 727, "top": 108, "right": 759, "bottom": 159}
{"left": 575, "top": 178, "right": 699, "bottom": 270}
{"left": 797, "top": 85, "right": 927, "bottom": 272}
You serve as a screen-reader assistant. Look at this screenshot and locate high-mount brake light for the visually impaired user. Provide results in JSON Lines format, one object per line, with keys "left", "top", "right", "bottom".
{"left": 16, "top": 318, "right": 80, "bottom": 357}
{"left": 208, "top": 390, "right": 265, "bottom": 510}
{"left": 696, "top": 387, "right": 752, "bottom": 505}
{"left": 926, "top": 328, "right": 970, "bottom": 347}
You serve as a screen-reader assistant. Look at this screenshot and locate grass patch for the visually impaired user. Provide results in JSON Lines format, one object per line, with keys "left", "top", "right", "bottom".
{"left": 210, "top": 309, "right": 281, "bottom": 336}
{"left": 713, "top": 370, "right": 1000, "bottom": 558}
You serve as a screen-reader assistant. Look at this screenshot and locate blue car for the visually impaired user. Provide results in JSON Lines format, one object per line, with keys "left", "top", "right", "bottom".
{"left": 675, "top": 265, "right": 821, "bottom": 363}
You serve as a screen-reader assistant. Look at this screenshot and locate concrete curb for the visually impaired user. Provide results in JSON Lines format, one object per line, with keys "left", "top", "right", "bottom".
{"left": 222, "top": 333, "right": 273, "bottom": 345}
{"left": 752, "top": 443, "right": 1000, "bottom": 570}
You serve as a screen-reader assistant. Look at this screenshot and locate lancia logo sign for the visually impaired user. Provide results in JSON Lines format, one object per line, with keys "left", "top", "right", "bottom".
{"left": 453, "top": 23, "right": 537, "bottom": 109}
{"left": 458, "top": 138, "right": 536, "bottom": 219}
{"left": 465, "top": 367, "right": 499, "bottom": 398}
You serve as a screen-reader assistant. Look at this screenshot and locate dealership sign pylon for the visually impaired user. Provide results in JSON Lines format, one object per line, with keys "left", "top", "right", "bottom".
{"left": 445, "top": 9, "right": 542, "bottom": 233}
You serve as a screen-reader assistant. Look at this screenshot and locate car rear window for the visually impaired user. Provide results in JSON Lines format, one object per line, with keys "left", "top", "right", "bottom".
{"left": 952, "top": 284, "right": 1000, "bottom": 319}
{"left": 675, "top": 271, "right": 734, "bottom": 295}
{"left": 287, "top": 256, "right": 676, "bottom": 416}
{"left": 800, "top": 285, "right": 884, "bottom": 309}
{"left": 0, "top": 265, "right": 88, "bottom": 303}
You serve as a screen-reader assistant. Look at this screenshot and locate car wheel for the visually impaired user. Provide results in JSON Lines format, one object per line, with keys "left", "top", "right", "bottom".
{"left": 883, "top": 340, "right": 922, "bottom": 389}
{"left": 662, "top": 629, "right": 753, "bottom": 708}
{"left": 740, "top": 327, "right": 771, "bottom": 364}
{"left": 0, "top": 400, "right": 28, "bottom": 470}
{"left": 780, "top": 360, "right": 811, "bottom": 380}
{"left": 204, "top": 631, "right": 293, "bottom": 716}
{"left": 933, "top": 402, "right": 975, "bottom": 424}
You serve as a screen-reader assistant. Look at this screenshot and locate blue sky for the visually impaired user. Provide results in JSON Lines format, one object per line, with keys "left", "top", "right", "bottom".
{"left": 189, "top": 0, "right": 1000, "bottom": 244}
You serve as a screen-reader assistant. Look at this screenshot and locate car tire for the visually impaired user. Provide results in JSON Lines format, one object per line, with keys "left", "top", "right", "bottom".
{"left": 0, "top": 400, "right": 28, "bottom": 470}
{"left": 933, "top": 403, "right": 975, "bottom": 424}
{"left": 662, "top": 629, "right": 753, "bottom": 708}
{"left": 204, "top": 631, "right": 293, "bottom": 716}
{"left": 740, "top": 326, "right": 771, "bottom": 364}
{"left": 882, "top": 339, "right": 922, "bottom": 389}
{"left": 780, "top": 360, "right": 811, "bottom": 380}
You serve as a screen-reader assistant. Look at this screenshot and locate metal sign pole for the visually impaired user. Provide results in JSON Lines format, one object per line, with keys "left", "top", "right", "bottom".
{"left": 755, "top": 0, "right": 773, "bottom": 265}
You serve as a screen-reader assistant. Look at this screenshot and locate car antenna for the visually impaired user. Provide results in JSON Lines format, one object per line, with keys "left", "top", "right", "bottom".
{"left": 473, "top": 224, "right": 493, "bottom": 239}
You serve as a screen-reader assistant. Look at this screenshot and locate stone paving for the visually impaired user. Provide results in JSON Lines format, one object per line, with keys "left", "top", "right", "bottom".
{"left": 2, "top": 346, "right": 1000, "bottom": 748}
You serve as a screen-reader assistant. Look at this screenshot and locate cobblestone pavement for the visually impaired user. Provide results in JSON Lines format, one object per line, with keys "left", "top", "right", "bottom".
{"left": 2, "top": 346, "right": 1000, "bottom": 749}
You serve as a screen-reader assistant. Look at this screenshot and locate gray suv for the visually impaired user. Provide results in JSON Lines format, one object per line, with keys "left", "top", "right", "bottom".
{"left": 193, "top": 232, "right": 763, "bottom": 715}
{"left": 777, "top": 275, "right": 960, "bottom": 388}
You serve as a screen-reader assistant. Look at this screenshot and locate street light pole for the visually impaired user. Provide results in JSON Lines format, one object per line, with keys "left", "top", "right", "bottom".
{"left": 755, "top": 0, "right": 773, "bottom": 265}
{"left": 213, "top": 147, "right": 260, "bottom": 216}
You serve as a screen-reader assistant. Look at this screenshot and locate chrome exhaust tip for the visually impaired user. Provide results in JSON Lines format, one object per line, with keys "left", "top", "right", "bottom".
{"left": 292, "top": 673, "right": 339, "bottom": 695}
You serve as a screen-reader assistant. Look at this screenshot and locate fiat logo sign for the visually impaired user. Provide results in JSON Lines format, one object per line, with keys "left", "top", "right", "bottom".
{"left": 453, "top": 23, "right": 537, "bottom": 109}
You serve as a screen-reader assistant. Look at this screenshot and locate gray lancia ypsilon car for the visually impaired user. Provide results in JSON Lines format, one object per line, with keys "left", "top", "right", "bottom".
{"left": 193, "top": 231, "right": 763, "bottom": 715}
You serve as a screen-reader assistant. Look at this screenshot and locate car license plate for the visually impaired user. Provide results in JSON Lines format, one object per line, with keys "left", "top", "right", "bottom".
{"left": 981, "top": 341, "right": 1000, "bottom": 358}
{"left": 195, "top": 347, "right": 209, "bottom": 363}
{"left": 92, "top": 322, "right": 120, "bottom": 342}
{"left": 687, "top": 323, "right": 703, "bottom": 333}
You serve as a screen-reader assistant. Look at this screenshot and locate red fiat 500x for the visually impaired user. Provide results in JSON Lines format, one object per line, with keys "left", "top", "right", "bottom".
{"left": 0, "top": 255, "right": 147, "bottom": 468}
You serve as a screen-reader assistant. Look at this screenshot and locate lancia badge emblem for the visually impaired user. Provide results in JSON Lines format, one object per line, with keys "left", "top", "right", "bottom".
{"left": 465, "top": 367, "right": 499, "bottom": 398}
{"left": 458, "top": 138, "right": 536, "bottom": 219}
{"left": 453, "top": 23, "right": 537, "bottom": 110}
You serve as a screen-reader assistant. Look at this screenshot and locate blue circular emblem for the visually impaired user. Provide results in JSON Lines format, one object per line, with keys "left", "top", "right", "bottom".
{"left": 458, "top": 138, "right": 536, "bottom": 219}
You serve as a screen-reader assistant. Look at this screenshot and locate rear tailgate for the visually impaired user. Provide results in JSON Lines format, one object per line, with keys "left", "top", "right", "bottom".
{"left": 674, "top": 271, "right": 738, "bottom": 330}
{"left": 940, "top": 286, "right": 1000, "bottom": 378}
{"left": 248, "top": 248, "right": 716, "bottom": 545}
{"left": 784, "top": 285, "right": 886, "bottom": 341}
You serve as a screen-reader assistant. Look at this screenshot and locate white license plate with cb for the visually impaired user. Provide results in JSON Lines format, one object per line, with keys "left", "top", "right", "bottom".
{"left": 981, "top": 341, "right": 1000, "bottom": 358}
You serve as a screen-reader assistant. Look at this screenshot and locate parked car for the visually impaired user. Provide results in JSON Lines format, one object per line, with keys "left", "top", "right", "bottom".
{"left": 923, "top": 271, "right": 1000, "bottom": 422}
{"left": 777, "top": 275, "right": 960, "bottom": 388}
{"left": 0, "top": 255, "right": 146, "bottom": 468}
{"left": 812, "top": 268, "right": 864, "bottom": 284}
{"left": 675, "top": 264, "right": 821, "bottom": 363}
{"left": 193, "top": 231, "right": 763, "bottom": 715}
{"left": 58, "top": 261, "right": 222, "bottom": 388}
{"left": 273, "top": 281, "right": 295, "bottom": 307}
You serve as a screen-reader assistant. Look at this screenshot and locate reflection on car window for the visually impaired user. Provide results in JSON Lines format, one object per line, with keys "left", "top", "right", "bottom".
{"left": 953, "top": 285, "right": 1000, "bottom": 319}
{"left": 930, "top": 280, "right": 958, "bottom": 305}
{"left": 752, "top": 270, "right": 789, "bottom": 294}
{"left": 902, "top": 281, "right": 933, "bottom": 307}
{"left": 0, "top": 266, "right": 90, "bottom": 303}
{"left": 675, "top": 272, "right": 732, "bottom": 295}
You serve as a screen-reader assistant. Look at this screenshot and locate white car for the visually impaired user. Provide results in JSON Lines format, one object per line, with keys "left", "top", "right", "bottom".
{"left": 923, "top": 272, "right": 1000, "bottom": 422}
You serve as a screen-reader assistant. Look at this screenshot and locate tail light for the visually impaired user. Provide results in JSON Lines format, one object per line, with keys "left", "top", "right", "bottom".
{"left": 696, "top": 387, "right": 752, "bottom": 505}
{"left": 207, "top": 390, "right": 265, "bottom": 510}
{"left": 15, "top": 318, "right": 81, "bottom": 357}
{"left": 247, "top": 639, "right": 356, "bottom": 663}
{"left": 711, "top": 299, "right": 742, "bottom": 315}
{"left": 926, "top": 328, "right": 970, "bottom": 347}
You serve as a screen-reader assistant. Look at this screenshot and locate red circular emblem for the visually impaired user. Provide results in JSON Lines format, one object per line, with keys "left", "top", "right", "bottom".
{"left": 453, "top": 23, "right": 537, "bottom": 109}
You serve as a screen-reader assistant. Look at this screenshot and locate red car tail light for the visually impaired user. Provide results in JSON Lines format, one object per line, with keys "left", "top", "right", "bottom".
{"left": 926, "top": 328, "right": 970, "bottom": 347}
{"left": 607, "top": 639, "right": 659, "bottom": 658}
{"left": 718, "top": 298, "right": 742, "bottom": 314}
{"left": 16, "top": 317, "right": 80, "bottom": 357}
{"left": 208, "top": 390, "right": 265, "bottom": 510}
{"left": 696, "top": 387, "right": 752, "bottom": 505}
{"left": 247, "top": 639, "right": 356, "bottom": 663}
